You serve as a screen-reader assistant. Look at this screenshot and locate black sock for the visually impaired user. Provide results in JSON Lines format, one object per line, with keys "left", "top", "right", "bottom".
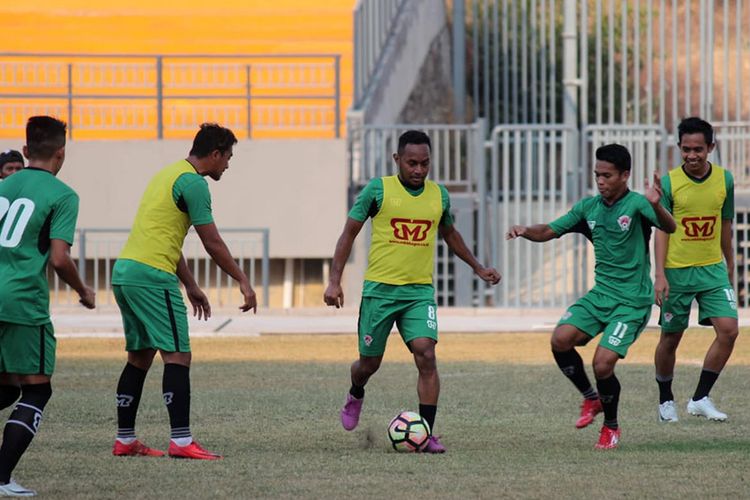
{"left": 553, "top": 349, "right": 597, "bottom": 398}
{"left": 596, "top": 375, "right": 621, "bottom": 430}
{"left": 655, "top": 375, "right": 674, "bottom": 404}
{"left": 116, "top": 363, "right": 148, "bottom": 441}
{"left": 349, "top": 384, "right": 365, "bottom": 399}
{"left": 693, "top": 369, "right": 720, "bottom": 401}
{"left": 419, "top": 404, "right": 437, "bottom": 433}
{"left": 163, "top": 364, "right": 191, "bottom": 441}
{"left": 0, "top": 386, "right": 20, "bottom": 412}
{"left": 0, "top": 383, "right": 52, "bottom": 483}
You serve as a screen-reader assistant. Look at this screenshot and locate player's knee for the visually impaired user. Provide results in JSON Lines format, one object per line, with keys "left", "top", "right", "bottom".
{"left": 20, "top": 382, "right": 52, "bottom": 408}
{"left": 550, "top": 332, "right": 573, "bottom": 352}
{"left": 415, "top": 349, "right": 437, "bottom": 372}
{"left": 718, "top": 326, "right": 739, "bottom": 345}
{"left": 592, "top": 358, "right": 616, "bottom": 379}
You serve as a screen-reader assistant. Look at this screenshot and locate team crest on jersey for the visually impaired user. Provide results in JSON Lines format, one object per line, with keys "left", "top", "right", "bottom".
{"left": 617, "top": 215, "right": 631, "bottom": 231}
{"left": 363, "top": 335, "right": 373, "bottom": 346}
{"left": 561, "top": 310, "right": 573, "bottom": 321}
{"left": 587, "top": 220, "right": 596, "bottom": 230}
{"left": 663, "top": 312, "right": 673, "bottom": 323}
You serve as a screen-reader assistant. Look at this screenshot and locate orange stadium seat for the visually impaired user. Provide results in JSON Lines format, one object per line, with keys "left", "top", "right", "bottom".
{"left": 0, "top": 0, "right": 354, "bottom": 139}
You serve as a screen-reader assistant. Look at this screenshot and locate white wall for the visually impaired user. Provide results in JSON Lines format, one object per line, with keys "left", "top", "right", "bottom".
{"left": 0, "top": 139, "right": 347, "bottom": 258}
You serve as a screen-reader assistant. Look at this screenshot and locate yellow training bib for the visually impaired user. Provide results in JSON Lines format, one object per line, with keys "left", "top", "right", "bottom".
{"left": 364, "top": 176, "right": 443, "bottom": 285}
{"left": 666, "top": 165, "right": 727, "bottom": 268}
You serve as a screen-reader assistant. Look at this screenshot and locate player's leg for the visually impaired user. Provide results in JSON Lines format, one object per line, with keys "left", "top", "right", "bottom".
{"left": 687, "top": 286, "right": 738, "bottom": 421}
{"left": 340, "top": 297, "right": 395, "bottom": 431}
{"left": 112, "top": 285, "right": 164, "bottom": 457}
{"left": 399, "top": 300, "right": 444, "bottom": 453}
{"left": 0, "top": 322, "right": 56, "bottom": 495}
{"left": 594, "top": 307, "right": 650, "bottom": 449}
{"left": 552, "top": 297, "right": 603, "bottom": 428}
{"left": 0, "top": 374, "right": 21, "bottom": 412}
{"left": 654, "top": 290, "right": 691, "bottom": 422}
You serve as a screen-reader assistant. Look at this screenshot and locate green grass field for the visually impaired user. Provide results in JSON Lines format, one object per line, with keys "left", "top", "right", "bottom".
{"left": 13, "top": 328, "right": 750, "bottom": 498}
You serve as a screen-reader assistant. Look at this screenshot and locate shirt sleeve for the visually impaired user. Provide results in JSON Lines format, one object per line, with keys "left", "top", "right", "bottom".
{"left": 639, "top": 194, "right": 661, "bottom": 228}
{"left": 660, "top": 173, "right": 673, "bottom": 213}
{"left": 348, "top": 178, "right": 382, "bottom": 222}
{"left": 438, "top": 184, "right": 454, "bottom": 227}
{"left": 722, "top": 169, "right": 735, "bottom": 220}
{"left": 176, "top": 174, "right": 214, "bottom": 226}
{"left": 548, "top": 198, "right": 588, "bottom": 237}
{"left": 49, "top": 191, "right": 79, "bottom": 245}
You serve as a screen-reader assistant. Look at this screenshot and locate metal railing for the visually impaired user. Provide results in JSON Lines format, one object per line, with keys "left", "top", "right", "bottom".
{"left": 0, "top": 53, "right": 341, "bottom": 140}
{"left": 49, "top": 227, "right": 270, "bottom": 309}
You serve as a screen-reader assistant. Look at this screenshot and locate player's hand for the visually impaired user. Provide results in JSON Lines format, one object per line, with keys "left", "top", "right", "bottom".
{"left": 654, "top": 274, "right": 669, "bottom": 306}
{"left": 644, "top": 172, "right": 663, "bottom": 205}
{"left": 505, "top": 225, "right": 527, "bottom": 240}
{"left": 324, "top": 283, "right": 344, "bottom": 308}
{"left": 476, "top": 266, "right": 501, "bottom": 285}
{"left": 78, "top": 286, "right": 96, "bottom": 309}
{"left": 239, "top": 280, "right": 257, "bottom": 313}
{"left": 186, "top": 285, "right": 211, "bottom": 321}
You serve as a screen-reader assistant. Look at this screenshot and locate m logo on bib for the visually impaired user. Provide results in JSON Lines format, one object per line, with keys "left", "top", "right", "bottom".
{"left": 681, "top": 216, "right": 716, "bottom": 238}
{"left": 390, "top": 218, "right": 432, "bottom": 242}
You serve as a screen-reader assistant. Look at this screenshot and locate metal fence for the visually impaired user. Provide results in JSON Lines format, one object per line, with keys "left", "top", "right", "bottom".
{"left": 49, "top": 227, "right": 270, "bottom": 309}
{"left": 0, "top": 53, "right": 341, "bottom": 140}
{"left": 466, "top": 0, "right": 750, "bottom": 134}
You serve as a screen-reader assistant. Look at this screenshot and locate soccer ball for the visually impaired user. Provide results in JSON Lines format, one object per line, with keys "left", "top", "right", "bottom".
{"left": 387, "top": 411, "right": 431, "bottom": 452}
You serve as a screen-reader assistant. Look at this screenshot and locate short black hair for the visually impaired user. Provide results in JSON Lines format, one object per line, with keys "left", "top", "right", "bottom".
{"left": 0, "top": 149, "right": 24, "bottom": 168}
{"left": 189, "top": 123, "right": 238, "bottom": 158}
{"left": 678, "top": 116, "right": 714, "bottom": 145}
{"left": 397, "top": 130, "right": 431, "bottom": 155}
{"left": 26, "top": 116, "right": 66, "bottom": 160}
{"left": 595, "top": 143, "right": 631, "bottom": 173}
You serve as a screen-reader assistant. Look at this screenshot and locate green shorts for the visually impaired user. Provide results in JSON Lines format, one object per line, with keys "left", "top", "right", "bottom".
{"left": 113, "top": 284, "right": 190, "bottom": 353}
{"left": 358, "top": 297, "right": 438, "bottom": 357}
{"left": 557, "top": 290, "right": 651, "bottom": 358}
{"left": 659, "top": 287, "right": 738, "bottom": 333}
{"left": 0, "top": 322, "right": 55, "bottom": 375}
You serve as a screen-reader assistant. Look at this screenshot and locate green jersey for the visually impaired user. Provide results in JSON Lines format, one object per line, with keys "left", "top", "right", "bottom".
{"left": 349, "top": 177, "right": 453, "bottom": 300}
{"left": 0, "top": 168, "right": 79, "bottom": 325}
{"left": 549, "top": 190, "right": 662, "bottom": 307}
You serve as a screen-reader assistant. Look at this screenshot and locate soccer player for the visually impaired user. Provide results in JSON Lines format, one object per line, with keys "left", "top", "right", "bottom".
{"left": 506, "top": 144, "right": 676, "bottom": 449}
{"left": 653, "top": 117, "right": 738, "bottom": 423}
{"left": 0, "top": 150, "right": 24, "bottom": 179}
{"left": 0, "top": 116, "right": 95, "bottom": 496}
{"left": 111, "top": 123, "right": 256, "bottom": 460}
{"left": 324, "top": 130, "right": 501, "bottom": 453}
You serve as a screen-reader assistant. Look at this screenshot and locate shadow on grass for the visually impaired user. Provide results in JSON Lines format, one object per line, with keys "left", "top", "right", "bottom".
{"left": 626, "top": 439, "right": 750, "bottom": 453}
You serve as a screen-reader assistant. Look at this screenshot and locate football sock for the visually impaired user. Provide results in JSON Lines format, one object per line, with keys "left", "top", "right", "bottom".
{"left": 0, "top": 385, "right": 20, "bottom": 411}
{"left": 163, "top": 363, "right": 192, "bottom": 445}
{"left": 655, "top": 374, "right": 674, "bottom": 404}
{"left": 553, "top": 349, "right": 596, "bottom": 398}
{"left": 419, "top": 404, "right": 437, "bottom": 433}
{"left": 596, "top": 375, "right": 620, "bottom": 430}
{"left": 0, "top": 383, "right": 52, "bottom": 483}
{"left": 692, "top": 369, "right": 720, "bottom": 401}
{"left": 349, "top": 383, "right": 365, "bottom": 399}
{"left": 116, "top": 363, "right": 148, "bottom": 443}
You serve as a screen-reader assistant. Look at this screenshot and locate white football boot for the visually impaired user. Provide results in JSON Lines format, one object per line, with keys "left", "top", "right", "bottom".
{"left": 687, "top": 396, "right": 727, "bottom": 421}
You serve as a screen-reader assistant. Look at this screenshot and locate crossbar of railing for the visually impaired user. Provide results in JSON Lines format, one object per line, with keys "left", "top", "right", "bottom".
{"left": 0, "top": 53, "right": 341, "bottom": 140}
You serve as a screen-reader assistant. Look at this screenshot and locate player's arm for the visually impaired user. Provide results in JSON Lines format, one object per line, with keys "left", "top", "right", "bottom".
{"left": 505, "top": 224, "right": 557, "bottom": 242}
{"left": 439, "top": 224, "right": 500, "bottom": 284}
{"left": 645, "top": 172, "right": 676, "bottom": 233}
{"left": 176, "top": 253, "right": 211, "bottom": 320}
{"left": 49, "top": 239, "right": 95, "bottom": 309}
{"left": 324, "top": 217, "right": 365, "bottom": 308}
{"left": 194, "top": 222, "right": 256, "bottom": 313}
{"left": 721, "top": 219, "right": 734, "bottom": 284}
{"left": 653, "top": 230, "right": 669, "bottom": 306}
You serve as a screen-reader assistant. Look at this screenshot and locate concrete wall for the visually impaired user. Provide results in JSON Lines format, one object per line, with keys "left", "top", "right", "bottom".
{"left": 0, "top": 139, "right": 347, "bottom": 258}
{"left": 359, "top": 0, "right": 447, "bottom": 124}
